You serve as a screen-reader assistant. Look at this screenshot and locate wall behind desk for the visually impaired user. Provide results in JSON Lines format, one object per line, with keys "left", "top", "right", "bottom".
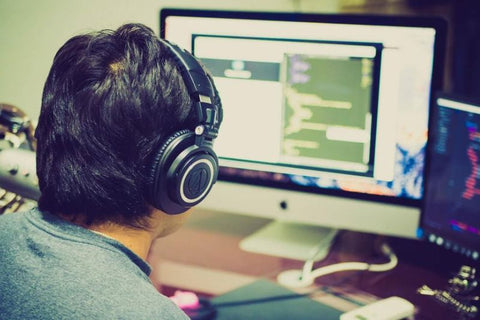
{"left": 0, "top": 0, "right": 341, "bottom": 122}
{"left": 0, "top": 0, "right": 454, "bottom": 123}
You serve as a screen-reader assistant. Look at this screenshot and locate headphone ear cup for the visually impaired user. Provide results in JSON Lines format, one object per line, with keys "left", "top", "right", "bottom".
{"left": 147, "top": 130, "right": 218, "bottom": 214}
{"left": 168, "top": 147, "right": 218, "bottom": 207}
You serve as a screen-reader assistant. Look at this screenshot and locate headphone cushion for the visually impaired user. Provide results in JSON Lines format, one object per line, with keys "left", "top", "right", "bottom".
{"left": 147, "top": 130, "right": 191, "bottom": 205}
{"left": 151, "top": 130, "right": 191, "bottom": 172}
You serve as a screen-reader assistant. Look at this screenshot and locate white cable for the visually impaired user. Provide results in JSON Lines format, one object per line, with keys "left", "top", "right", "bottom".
{"left": 308, "top": 242, "right": 397, "bottom": 279}
{"left": 277, "top": 243, "right": 398, "bottom": 288}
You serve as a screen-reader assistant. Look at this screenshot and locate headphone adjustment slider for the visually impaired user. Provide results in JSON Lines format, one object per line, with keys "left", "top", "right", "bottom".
{"left": 199, "top": 94, "right": 212, "bottom": 104}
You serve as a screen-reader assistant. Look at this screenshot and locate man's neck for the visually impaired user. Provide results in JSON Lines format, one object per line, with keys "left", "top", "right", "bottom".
{"left": 88, "top": 224, "right": 154, "bottom": 260}
{"left": 59, "top": 208, "right": 189, "bottom": 260}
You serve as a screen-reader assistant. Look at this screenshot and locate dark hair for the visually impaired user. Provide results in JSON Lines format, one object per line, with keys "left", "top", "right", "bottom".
{"left": 35, "top": 23, "right": 197, "bottom": 227}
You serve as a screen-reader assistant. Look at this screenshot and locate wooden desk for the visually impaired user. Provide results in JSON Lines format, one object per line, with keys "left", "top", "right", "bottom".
{"left": 147, "top": 209, "right": 469, "bottom": 319}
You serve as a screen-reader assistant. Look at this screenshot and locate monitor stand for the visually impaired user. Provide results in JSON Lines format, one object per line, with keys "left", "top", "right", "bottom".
{"left": 239, "top": 221, "right": 338, "bottom": 262}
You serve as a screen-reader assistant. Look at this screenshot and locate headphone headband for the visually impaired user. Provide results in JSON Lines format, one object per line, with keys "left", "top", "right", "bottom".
{"left": 159, "top": 39, "right": 221, "bottom": 143}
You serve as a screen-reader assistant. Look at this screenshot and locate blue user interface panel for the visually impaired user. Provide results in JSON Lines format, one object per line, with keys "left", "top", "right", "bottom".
{"left": 422, "top": 95, "right": 480, "bottom": 261}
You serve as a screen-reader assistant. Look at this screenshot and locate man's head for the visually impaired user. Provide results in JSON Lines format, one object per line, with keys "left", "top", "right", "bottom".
{"left": 35, "top": 23, "right": 221, "bottom": 229}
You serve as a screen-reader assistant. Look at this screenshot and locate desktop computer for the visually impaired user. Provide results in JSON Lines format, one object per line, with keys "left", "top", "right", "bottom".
{"left": 160, "top": 9, "right": 447, "bottom": 260}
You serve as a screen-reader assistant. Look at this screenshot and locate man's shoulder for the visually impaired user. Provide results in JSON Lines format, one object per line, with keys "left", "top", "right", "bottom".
{"left": 0, "top": 210, "right": 31, "bottom": 236}
{"left": 114, "top": 292, "right": 189, "bottom": 320}
{"left": 0, "top": 208, "right": 189, "bottom": 319}
{"left": 65, "top": 285, "right": 189, "bottom": 320}
{"left": 1, "top": 292, "right": 188, "bottom": 320}
{"left": 0, "top": 210, "right": 28, "bottom": 222}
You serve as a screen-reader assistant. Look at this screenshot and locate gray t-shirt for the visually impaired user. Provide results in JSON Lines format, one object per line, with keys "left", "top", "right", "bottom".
{"left": 0, "top": 208, "right": 188, "bottom": 320}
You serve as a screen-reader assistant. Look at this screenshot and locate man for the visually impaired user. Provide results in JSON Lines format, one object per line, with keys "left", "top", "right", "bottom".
{"left": 0, "top": 23, "right": 222, "bottom": 319}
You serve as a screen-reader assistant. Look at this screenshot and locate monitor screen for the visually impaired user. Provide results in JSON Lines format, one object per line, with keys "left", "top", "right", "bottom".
{"left": 160, "top": 9, "right": 446, "bottom": 240}
{"left": 421, "top": 94, "right": 480, "bottom": 262}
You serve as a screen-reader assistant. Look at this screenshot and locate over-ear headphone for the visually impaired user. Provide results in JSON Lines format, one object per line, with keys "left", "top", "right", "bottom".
{"left": 146, "top": 39, "right": 222, "bottom": 215}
